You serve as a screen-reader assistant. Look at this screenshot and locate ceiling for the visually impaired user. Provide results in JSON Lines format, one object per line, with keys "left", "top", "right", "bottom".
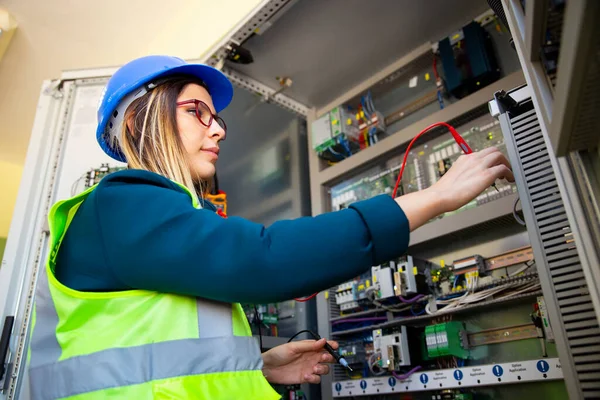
{"left": 0, "top": 0, "right": 262, "bottom": 166}
{"left": 230, "top": 0, "right": 491, "bottom": 109}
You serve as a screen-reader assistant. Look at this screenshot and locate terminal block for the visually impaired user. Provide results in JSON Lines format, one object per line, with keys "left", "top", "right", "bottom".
{"left": 425, "top": 322, "right": 469, "bottom": 359}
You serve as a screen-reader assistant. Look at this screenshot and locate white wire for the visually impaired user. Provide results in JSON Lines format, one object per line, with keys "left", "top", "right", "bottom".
{"left": 513, "top": 196, "right": 526, "bottom": 226}
{"left": 428, "top": 279, "right": 540, "bottom": 315}
{"left": 365, "top": 274, "right": 539, "bottom": 317}
{"left": 369, "top": 353, "right": 386, "bottom": 376}
{"left": 509, "top": 262, "right": 535, "bottom": 277}
{"left": 71, "top": 174, "right": 85, "bottom": 196}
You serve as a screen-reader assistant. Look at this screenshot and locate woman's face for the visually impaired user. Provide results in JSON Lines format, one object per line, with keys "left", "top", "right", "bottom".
{"left": 176, "top": 84, "right": 225, "bottom": 180}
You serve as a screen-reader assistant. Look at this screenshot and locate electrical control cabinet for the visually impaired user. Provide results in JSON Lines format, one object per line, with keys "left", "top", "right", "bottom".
{"left": 1, "top": 1, "right": 598, "bottom": 400}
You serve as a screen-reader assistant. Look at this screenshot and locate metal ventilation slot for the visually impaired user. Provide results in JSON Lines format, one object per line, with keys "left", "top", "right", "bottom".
{"left": 560, "top": 294, "right": 592, "bottom": 308}
{"left": 533, "top": 192, "right": 562, "bottom": 207}
{"left": 506, "top": 105, "right": 600, "bottom": 398}
{"left": 524, "top": 159, "right": 552, "bottom": 175}
{"left": 515, "top": 133, "right": 544, "bottom": 149}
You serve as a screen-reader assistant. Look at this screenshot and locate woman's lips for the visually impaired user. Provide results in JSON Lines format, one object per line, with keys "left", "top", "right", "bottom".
{"left": 202, "top": 148, "right": 219, "bottom": 159}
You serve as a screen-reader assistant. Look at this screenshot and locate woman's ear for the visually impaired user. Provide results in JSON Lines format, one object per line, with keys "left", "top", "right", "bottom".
{"left": 126, "top": 114, "right": 135, "bottom": 136}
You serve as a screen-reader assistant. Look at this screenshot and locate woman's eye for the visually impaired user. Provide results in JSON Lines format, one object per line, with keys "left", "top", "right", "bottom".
{"left": 186, "top": 109, "right": 196, "bottom": 115}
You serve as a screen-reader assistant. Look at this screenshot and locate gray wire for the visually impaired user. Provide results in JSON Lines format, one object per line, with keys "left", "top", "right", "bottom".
{"left": 513, "top": 195, "right": 526, "bottom": 226}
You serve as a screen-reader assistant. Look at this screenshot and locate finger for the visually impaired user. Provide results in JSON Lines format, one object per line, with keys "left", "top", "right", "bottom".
{"left": 326, "top": 340, "right": 339, "bottom": 350}
{"left": 313, "top": 364, "right": 330, "bottom": 375}
{"left": 303, "top": 373, "right": 321, "bottom": 384}
{"left": 489, "top": 164, "right": 515, "bottom": 183}
{"left": 475, "top": 146, "right": 500, "bottom": 158}
{"left": 311, "top": 338, "right": 327, "bottom": 350}
{"left": 321, "top": 352, "right": 335, "bottom": 363}
{"left": 482, "top": 150, "right": 511, "bottom": 170}
{"left": 291, "top": 339, "right": 322, "bottom": 353}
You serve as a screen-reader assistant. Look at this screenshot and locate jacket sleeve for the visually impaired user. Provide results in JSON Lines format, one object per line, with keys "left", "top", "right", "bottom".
{"left": 95, "top": 171, "right": 410, "bottom": 303}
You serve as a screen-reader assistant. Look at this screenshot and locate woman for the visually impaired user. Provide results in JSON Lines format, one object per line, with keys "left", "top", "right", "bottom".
{"left": 28, "top": 56, "right": 514, "bottom": 399}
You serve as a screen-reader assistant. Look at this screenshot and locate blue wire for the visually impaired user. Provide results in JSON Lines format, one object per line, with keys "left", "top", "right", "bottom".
{"left": 340, "top": 137, "right": 352, "bottom": 156}
{"left": 365, "top": 92, "right": 372, "bottom": 115}
{"left": 327, "top": 146, "right": 345, "bottom": 159}
{"left": 360, "top": 97, "right": 369, "bottom": 117}
{"left": 437, "top": 89, "right": 445, "bottom": 109}
{"left": 438, "top": 292, "right": 465, "bottom": 301}
{"left": 453, "top": 275, "right": 459, "bottom": 289}
{"left": 411, "top": 304, "right": 426, "bottom": 316}
{"left": 367, "top": 91, "right": 376, "bottom": 115}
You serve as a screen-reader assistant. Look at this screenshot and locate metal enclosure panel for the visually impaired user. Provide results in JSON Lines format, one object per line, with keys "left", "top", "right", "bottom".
{"left": 0, "top": 80, "right": 77, "bottom": 399}
{"left": 501, "top": 0, "right": 554, "bottom": 131}
{"left": 548, "top": 0, "right": 600, "bottom": 156}
{"left": 497, "top": 96, "right": 600, "bottom": 398}
{"left": 524, "top": 0, "right": 546, "bottom": 62}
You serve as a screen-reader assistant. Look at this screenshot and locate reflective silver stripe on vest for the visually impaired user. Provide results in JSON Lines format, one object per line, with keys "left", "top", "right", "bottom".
{"left": 29, "top": 336, "right": 262, "bottom": 400}
{"left": 29, "top": 267, "right": 61, "bottom": 369}
{"left": 196, "top": 298, "right": 233, "bottom": 338}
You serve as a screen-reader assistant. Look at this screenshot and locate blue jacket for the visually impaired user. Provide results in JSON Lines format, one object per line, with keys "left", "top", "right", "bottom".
{"left": 55, "top": 170, "right": 410, "bottom": 303}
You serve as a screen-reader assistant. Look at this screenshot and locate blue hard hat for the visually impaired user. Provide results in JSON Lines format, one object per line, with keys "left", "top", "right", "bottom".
{"left": 96, "top": 55, "right": 233, "bottom": 162}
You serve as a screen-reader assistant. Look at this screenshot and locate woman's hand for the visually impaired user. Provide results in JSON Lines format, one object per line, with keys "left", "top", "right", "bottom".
{"left": 262, "top": 338, "right": 337, "bottom": 385}
{"left": 431, "top": 146, "right": 514, "bottom": 211}
{"left": 396, "top": 147, "right": 514, "bottom": 231}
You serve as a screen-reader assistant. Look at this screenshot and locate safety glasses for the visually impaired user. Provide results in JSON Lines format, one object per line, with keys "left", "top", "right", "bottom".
{"left": 176, "top": 99, "right": 227, "bottom": 138}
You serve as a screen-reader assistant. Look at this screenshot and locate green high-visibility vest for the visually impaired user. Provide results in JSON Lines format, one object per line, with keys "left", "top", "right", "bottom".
{"left": 28, "top": 184, "right": 281, "bottom": 399}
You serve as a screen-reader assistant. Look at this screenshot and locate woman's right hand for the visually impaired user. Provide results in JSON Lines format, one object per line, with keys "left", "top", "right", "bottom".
{"left": 429, "top": 146, "right": 514, "bottom": 213}
{"left": 395, "top": 147, "right": 514, "bottom": 231}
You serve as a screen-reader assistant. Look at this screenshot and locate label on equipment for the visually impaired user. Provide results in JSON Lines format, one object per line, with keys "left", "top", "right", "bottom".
{"left": 331, "top": 358, "right": 562, "bottom": 397}
{"left": 492, "top": 365, "right": 504, "bottom": 377}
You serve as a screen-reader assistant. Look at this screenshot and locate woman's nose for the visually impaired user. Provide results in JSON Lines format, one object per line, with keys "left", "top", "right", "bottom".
{"left": 208, "top": 120, "right": 226, "bottom": 141}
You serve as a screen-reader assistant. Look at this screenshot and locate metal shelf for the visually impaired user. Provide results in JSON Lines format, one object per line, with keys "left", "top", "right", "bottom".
{"left": 409, "top": 193, "right": 520, "bottom": 247}
{"left": 316, "top": 71, "right": 525, "bottom": 187}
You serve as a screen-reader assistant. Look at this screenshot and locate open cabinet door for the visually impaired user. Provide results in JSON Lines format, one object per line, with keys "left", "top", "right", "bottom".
{"left": 218, "top": 85, "right": 310, "bottom": 224}
{"left": 0, "top": 77, "right": 126, "bottom": 399}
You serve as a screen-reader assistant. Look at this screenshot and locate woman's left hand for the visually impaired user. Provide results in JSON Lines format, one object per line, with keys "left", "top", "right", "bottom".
{"left": 262, "top": 338, "right": 338, "bottom": 384}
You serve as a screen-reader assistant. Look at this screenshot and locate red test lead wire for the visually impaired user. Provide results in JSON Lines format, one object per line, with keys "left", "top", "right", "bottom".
{"left": 294, "top": 292, "right": 319, "bottom": 302}
{"left": 392, "top": 122, "right": 472, "bottom": 199}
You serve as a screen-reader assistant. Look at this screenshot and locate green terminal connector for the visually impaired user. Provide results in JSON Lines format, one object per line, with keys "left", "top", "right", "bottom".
{"left": 425, "top": 322, "right": 469, "bottom": 359}
{"left": 455, "top": 393, "right": 473, "bottom": 400}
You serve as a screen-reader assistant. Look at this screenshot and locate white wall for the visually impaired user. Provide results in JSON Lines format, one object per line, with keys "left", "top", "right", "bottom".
{"left": 0, "top": 160, "right": 23, "bottom": 238}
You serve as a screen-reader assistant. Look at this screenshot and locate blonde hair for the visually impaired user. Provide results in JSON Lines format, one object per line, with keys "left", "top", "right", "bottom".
{"left": 117, "top": 76, "right": 209, "bottom": 200}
